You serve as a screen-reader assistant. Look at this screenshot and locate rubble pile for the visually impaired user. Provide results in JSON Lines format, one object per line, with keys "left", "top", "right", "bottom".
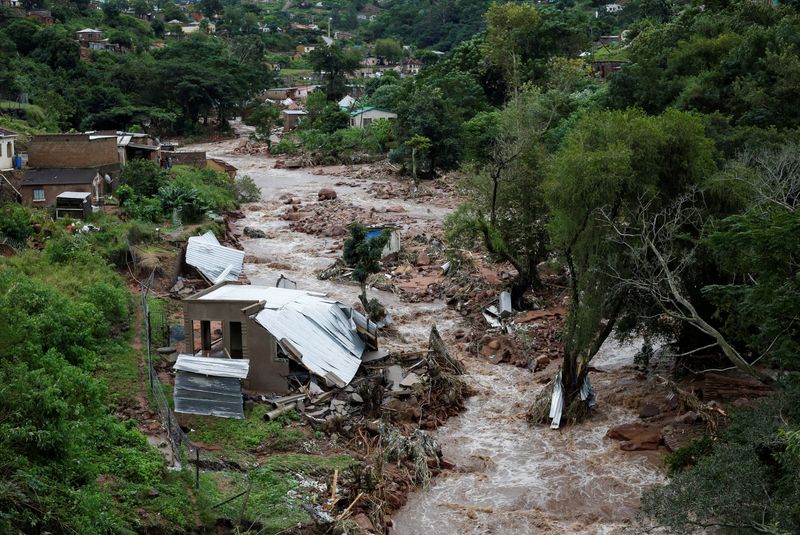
{"left": 233, "top": 140, "right": 271, "bottom": 156}
{"left": 239, "top": 326, "right": 469, "bottom": 534}
{"left": 282, "top": 198, "right": 411, "bottom": 239}
{"left": 366, "top": 177, "right": 459, "bottom": 208}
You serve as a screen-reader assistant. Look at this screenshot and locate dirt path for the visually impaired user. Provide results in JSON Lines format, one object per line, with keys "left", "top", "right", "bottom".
{"left": 185, "top": 132, "right": 666, "bottom": 534}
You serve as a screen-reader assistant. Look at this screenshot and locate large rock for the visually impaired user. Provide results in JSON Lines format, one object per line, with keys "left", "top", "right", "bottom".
{"left": 318, "top": 188, "right": 337, "bottom": 201}
{"left": 607, "top": 422, "right": 662, "bottom": 451}
{"left": 243, "top": 226, "right": 266, "bottom": 238}
{"left": 638, "top": 403, "right": 661, "bottom": 419}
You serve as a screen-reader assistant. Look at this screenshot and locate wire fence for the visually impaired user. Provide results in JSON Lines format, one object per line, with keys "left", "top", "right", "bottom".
{"left": 140, "top": 269, "right": 243, "bottom": 490}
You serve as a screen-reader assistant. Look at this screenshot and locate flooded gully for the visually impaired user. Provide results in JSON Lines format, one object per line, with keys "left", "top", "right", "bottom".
{"left": 188, "top": 138, "right": 666, "bottom": 534}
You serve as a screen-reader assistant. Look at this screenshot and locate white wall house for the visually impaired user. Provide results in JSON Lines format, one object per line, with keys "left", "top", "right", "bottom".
{"left": 0, "top": 128, "right": 18, "bottom": 170}
{"left": 349, "top": 107, "right": 397, "bottom": 128}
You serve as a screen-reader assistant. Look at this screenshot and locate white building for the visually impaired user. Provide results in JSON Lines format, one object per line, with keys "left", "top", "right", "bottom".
{"left": 0, "top": 128, "right": 18, "bottom": 171}
{"left": 349, "top": 107, "right": 397, "bottom": 129}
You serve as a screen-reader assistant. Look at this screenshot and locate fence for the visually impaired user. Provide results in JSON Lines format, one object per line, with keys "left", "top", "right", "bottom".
{"left": 139, "top": 270, "right": 242, "bottom": 489}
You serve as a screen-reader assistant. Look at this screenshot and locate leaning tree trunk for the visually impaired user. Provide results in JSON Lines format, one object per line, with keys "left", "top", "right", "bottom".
{"left": 529, "top": 302, "right": 620, "bottom": 427}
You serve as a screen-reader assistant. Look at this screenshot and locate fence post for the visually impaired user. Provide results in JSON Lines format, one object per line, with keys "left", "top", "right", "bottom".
{"left": 196, "top": 448, "right": 200, "bottom": 490}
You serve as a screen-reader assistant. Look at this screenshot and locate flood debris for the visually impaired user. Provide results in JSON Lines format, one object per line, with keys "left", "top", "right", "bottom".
{"left": 185, "top": 231, "right": 245, "bottom": 284}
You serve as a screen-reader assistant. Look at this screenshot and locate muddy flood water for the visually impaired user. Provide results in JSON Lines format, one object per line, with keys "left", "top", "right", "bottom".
{"left": 188, "top": 133, "right": 666, "bottom": 534}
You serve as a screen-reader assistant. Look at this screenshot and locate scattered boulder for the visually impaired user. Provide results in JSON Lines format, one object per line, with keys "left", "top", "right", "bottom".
{"left": 243, "top": 226, "right": 267, "bottom": 238}
{"left": 535, "top": 355, "right": 551, "bottom": 370}
{"left": 318, "top": 188, "right": 337, "bottom": 201}
{"left": 415, "top": 252, "right": 430, "bottom": 266}
{"left": 607, "top": 422, "right": 662, "bottom": 451}
{"left": 638, "top": 403, "right": 661, "bottom": 419}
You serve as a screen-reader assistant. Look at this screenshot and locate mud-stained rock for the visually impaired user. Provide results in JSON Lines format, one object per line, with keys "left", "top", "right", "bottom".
{"left": 318, "top": 188, "right": 337, "bottom": 200}
{"left": 243, "top": 226, "right": 266, "bottom": 238}
{"left": 638, "top": 403, "right": 661, "bottom": 419}
{"left": 607, "top": 422, "right": 662, "bottom": 450}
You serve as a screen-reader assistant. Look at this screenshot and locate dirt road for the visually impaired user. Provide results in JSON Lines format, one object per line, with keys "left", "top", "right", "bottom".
{"left": 186, "top": 134, "right": 665, "bottom": 534}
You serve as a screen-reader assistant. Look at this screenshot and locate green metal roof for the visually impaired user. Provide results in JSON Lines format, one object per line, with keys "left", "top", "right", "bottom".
{"left": 350, "top": 106, "right": 393, "bottom": 116}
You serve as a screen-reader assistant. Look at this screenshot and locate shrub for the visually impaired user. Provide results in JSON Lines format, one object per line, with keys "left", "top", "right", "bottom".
{"left": 234, "top": 175, "right": 261, "bottom": 203}
{"left": 119, "top": 160, "right": 169, "bottom": 197}
{"left": 158, "top": 182, "right": 208, "bottom": 224}
{"left": 641, "top": 389, "right": 800, "bottom": 533}
{"left": 0, "top": 204, "right": 33, "bottom": 242}
{"left": 272, "top": 138, "right": 298, "bottom": 155}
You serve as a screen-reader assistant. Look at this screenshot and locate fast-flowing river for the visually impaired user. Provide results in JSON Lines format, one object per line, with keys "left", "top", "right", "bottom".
{"left": 187, "top": 132, "right": 666, "bottom": 535}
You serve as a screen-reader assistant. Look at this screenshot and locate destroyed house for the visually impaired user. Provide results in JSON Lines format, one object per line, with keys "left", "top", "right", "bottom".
{"left": 183, "top": 282, "right": 377, "bottom": 394}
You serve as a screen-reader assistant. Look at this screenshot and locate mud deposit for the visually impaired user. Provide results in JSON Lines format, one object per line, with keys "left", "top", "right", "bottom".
{"left": 187, "top": 132, "right": 666, "bottom": 534}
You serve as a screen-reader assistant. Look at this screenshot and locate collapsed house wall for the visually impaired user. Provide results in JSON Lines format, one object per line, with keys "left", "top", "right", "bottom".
{"left": 182, "top": 293, "right": 290, "bottom": 394}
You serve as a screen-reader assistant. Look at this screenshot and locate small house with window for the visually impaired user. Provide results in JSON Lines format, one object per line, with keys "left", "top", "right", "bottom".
{"left": 20, "top": 168, "right": 105, "bottom": 208}
{"left": 0, "top": 128, "right": 18, "bottom": 170}
{"left": 349, "top": 107, "right": 397, "bottom": 129}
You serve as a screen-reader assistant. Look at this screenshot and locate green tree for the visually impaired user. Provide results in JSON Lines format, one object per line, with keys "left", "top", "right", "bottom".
{"left": 119, "top": 159, "right": 169, "bottom": 197}
{"left": 307, "top": 44, "right": 361, "bottom": 101}
{"left": 394, "top": 86, "right": 462, "bottom": 170}
{"left": 245, "top": 102, "right": 280, "bottom": 147}
{"left": 483, "top": 2, "right": 541, "bottom": 94}
{"left": 374, "top": 37, "right": 404, "bottom": 62}
{"left": 342, "top": 223, "right": 389, "bottom": 310}
{"left": 404, "top": 134, "right": 431, "bottom": 191}
{"left": 541, "top": 108, "right": 716, "bottom": 423}
{"left": 446, "top": 88, "right": 558, "bottom": 306}
{"left": 0, "top": 204, "right": 33, "bottom": 242}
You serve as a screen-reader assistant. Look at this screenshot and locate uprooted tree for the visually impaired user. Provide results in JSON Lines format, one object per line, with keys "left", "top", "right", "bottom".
{"left": 343, "top": 222, "right": 390, "bottom": 319}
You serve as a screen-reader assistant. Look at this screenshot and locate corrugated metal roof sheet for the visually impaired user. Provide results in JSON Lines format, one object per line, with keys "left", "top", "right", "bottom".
{"left": 173, "top": 356, "right": 249, "bottom": 419}
{"left": 56, "top": 191, "right": 92, "bottom": 200}
{"left": 174, "top": 355, "right": 250, "bottom": 378}
{"left": 254, "top": 288, "right": 366, "bottom": 387}
{"left": 174, "top": 372, "right": 245, "bottom": 419}
{"left": 186, "top": 231, "right": 244, "bottom": 284}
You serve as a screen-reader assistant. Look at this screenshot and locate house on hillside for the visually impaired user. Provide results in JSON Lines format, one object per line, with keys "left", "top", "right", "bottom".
{"left": 20, "top": 168, "right": 105, "bottom": 207}
{"left": 282, "top": 109, "right": 307, "bottom": 130}
{"left": 26, "top": 9, "right": 53, "bottom": 25}
{"left": 207, "top": 158, "right": 237, "bottom": 179}
{"left": 20, "top": 133, "right": 121, "bottom": 207}
{"left": 0, "top": 128, "right": 18, "bottom": 171}
{"left": 28, "top": 133, "right": 120, "bottom": 173}
{"left": 334, "top": 30, "right": 354, "bottom": 41}
{"left": 591, "top": 59, "right": 626, "bottom": 78}
{"left": 113, "top": 131, "right": 161, "bottom": 164}
{"left": 75, "top": 28, "right": 103, "bottom": 44}
{"left": 349, "top": 107, "right": 397, "bottom": 128}
{"left": 338, "top": 95, "right": 357, "bottom": 110}
{"left": 402, "top": 58, "right": 422, "bottom": 76}
{"left": 182, "top": 282, "right": 377, "bottom": 393}
{"left": 292, "top": 44, "right": 316, "bottom": 60}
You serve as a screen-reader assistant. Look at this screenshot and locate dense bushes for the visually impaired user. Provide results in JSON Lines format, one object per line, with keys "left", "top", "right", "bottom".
{"left": 0, "top": 204, "right": 33, "bottom": 242}
{"left": 118, "top": 162, "right": 236, "bottom": 224}
{"left": 0, "top": 243, "right": 196, "bottom": 533}
{"left": 641, "top": 386, "right": 800, "bottom": 533}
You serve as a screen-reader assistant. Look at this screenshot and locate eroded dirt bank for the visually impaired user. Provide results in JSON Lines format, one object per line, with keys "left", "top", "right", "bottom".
{"left": 187, "top": 135, "right": 666, "bottom": 534}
